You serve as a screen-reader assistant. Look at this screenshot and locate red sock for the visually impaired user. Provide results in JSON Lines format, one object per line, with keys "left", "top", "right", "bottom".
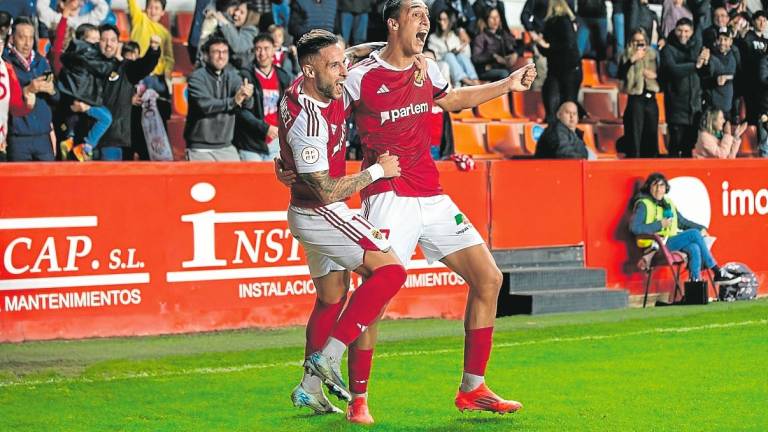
{"left": 331, "top": 264, "right": 406, "bottom": 345}
{"left": 464, "top": 327, "right": 494, "bottom": 376}
{"left": 348, "top": 346, "right": 374, "bottom": 395}
{"left": 305, "top": 296, "right": 346, "bottom": 356}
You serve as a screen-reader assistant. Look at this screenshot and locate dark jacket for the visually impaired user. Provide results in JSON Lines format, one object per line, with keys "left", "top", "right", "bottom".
{"left": 234, "top": 64, "right": 291, "bottom": 153}
{"left": 471, "top": 28, "right": 519, "bottom": 71}
{"left": 57, "top": 40, "right": 114, "bottom": 106}
{"left": 703, "top": 48, "right": 740, "bottom": 113}
{"left": 627, "top": 0, "right": 658, "bottom": 45}
{"left": 535, "top": 120, "right": 588, "bottom": 159}
{"left": 289, "top": 0, "right": 337, "bottom": 40}
{"left": 577, "top": 0, "right": 607, "bottom": 19}
{"left": 2, "top": 48, "right": 57, "bottom": 138}
{"left": 541, "top": 15, "right": 580, "bottom": 74}
{"left": 339, "top": 0, "right": 372, "bottom": 14}
{"left": 758, "top": 55, "right": 768, "bottom": 115}
{"left": 101, "top": 47, "right": 160, "bottom": 148}
{"left": 185, "top": 63, "right": 253, "bottom": 149}
{"left": 430, "top": 0, "right": 477, "bottom": 35}
{"left": 473, "top": 0, "right": 509, "bottom": 31}
{"left": 520, "top": 0, "right": 575, "bottom": 33}
{"left": 661, "top": 31, "right": 703, "bottom": 125}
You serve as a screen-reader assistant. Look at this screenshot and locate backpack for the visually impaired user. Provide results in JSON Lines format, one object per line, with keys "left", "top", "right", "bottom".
{"left": 718, "top": 262, "right": 759, "bottom": 302}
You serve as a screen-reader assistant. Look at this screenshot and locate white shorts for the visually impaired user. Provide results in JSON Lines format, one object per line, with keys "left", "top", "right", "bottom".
{"left": 362, "top": 192, "right": 485, "bottom": 267}
{"left": 288, "top": 202, "right": 391, "bottom": 278}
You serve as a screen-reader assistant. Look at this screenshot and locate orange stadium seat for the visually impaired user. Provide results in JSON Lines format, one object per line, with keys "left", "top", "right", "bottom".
{"left": 476, "top": 94, "right": 522, "bottom": 121}
{"left": 487, "top": 122, "right": 525, "bottom": 156}
{"left": 581, "top": 59, "right": 615, "bottom": 89}
{"left": 595, "top": 123, "right": 624, "bottom": 155}
{"left": 453, "top": 122, "right": 500, "bottom": 158}
{"left": 512, "top": 90, "right": 545, "bottom": 122}
{"left": 739, "top": 125, "right": 758, "bottom": 157}
{"left": 175, "top": 11, "right": 194, "bottom": 43}
{"left": 172, "top": 80, "right": 188, "bottom": 117}
{"left": 172, "top": 42, "right": 195, "bottom": 76}
{"left": 114, "top": 9, "right": 131, "bottom": 42}
{"left": 522, "top": 122, "right": 547, "bottom": 154}
{"left": 450, "top": 108, "right": 477, "bottom": 120}
{"left": 582, "top": 90, "right": 620, "bottom": 123}
{"left": 598, "top": 60, "right": 620, "bottom": 86}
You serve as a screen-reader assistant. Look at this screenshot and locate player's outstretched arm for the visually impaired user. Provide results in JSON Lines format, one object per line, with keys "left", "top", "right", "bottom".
{"left": 435, "top": 62, "right": 537, "bottom": 113}
{"left": 299, "top": 152, "right": 400, "bottom": 204}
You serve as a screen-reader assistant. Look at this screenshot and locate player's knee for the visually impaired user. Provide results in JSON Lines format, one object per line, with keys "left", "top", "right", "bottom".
{"left": 471, "top": 267, "right": 503, "bottom": 299}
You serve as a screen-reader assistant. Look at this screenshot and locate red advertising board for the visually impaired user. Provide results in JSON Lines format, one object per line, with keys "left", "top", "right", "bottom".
{"left": 0, "top": 163, "right": 484, "bottom": 342}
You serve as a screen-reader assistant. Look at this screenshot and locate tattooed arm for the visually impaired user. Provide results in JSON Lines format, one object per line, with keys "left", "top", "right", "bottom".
{"left": 299, "top": 152, "right": 401, "bottom": 204}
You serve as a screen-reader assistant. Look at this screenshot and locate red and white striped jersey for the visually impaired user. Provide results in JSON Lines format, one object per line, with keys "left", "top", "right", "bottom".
{"left": 279, "top": 76, "right": 349, "bottom": 208}
{"left": 345, "top": 52, "right": 449, "bottom": 200}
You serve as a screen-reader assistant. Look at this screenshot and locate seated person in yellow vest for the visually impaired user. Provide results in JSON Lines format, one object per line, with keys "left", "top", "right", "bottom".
{"left": 629, "top": 172, "right": 741, "bottom": 285}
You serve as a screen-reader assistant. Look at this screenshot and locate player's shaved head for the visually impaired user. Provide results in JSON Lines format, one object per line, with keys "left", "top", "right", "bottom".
{"left": 297, "top": 29, "right": 340, "bottom": 66}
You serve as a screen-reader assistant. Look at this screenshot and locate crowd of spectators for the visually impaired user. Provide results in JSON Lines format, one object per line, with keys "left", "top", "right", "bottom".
{"left": 1, "top": 0, "right": 768, "bottom": 162}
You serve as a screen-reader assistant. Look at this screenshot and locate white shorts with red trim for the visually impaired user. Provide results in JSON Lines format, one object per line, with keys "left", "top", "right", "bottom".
{"left": 362, "top": 192, "right": 485, "bottom": 267}
{"left": 288, "top": 202, "right": 391, "bottom": 279}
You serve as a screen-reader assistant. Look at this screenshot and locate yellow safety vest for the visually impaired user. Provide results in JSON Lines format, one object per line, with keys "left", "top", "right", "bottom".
{"left": 636, "top": 197, "right": 679, "bottom": 248}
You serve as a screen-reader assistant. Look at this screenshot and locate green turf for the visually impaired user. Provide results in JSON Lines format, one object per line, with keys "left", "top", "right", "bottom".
{"left": 1, "top": 300, "right": 767, "bottom": 431}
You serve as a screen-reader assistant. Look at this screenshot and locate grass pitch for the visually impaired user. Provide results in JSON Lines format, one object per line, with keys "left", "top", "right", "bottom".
{"left": 1, "top": 299, "right": 767, "bottom": 431}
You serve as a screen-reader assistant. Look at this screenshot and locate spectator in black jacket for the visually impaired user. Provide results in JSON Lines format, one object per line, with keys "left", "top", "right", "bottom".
{"left": 56, "top": 23, "right": 115, "bottom": 161}
{"left": 661, "top": 17, "right": 706, "bottom": 157}
{"left": 535, "top": 0, "right": 581, "bottom": 122}
{"left": 98, "top": 24, "right": 160, "bottom": 161}
{"left": 185, "top": 36, "right": 254, "bottom": 161}
{"left": 703, "top": 6, "right": 729, "bottom": 49}
{"left": 576, "top": 0, "right": 608, "bottom": 60}
{"left": 702, "top": 29, "right": 740, "bottom": 119}
{"left": 734, "top": 11, "right": 768, "bottom": 124}
{"left": 471, "top": 8, "right": 519, "bottom": 81}
{"left": 235, "top": 33, "right": 291, "bottom": 161}
{"left": 535, "top": 101, "right": 589, "bottom": 158}
{"left": 339, "top": 0, "right": 372, "bottom": 45}
{"left": 627, "top": 0, "right": 659, "bottom": 48}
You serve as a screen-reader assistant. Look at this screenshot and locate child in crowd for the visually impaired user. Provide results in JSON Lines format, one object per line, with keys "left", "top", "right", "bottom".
{"left": 57, "top": 23, "right": 115, "bottom": 161}
{"left": 268, "top": 25, "right": 298, "bottom": 79}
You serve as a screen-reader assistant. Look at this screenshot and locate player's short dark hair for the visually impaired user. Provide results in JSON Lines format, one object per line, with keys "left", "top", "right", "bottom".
{"left": 382, "top": 0, "right": 404, "bottom": 24}
{"left": 147, "top": 0, "right": 167, "bottom": 10}
{"left": 675, "top": 17, "right": 694, "bottom": 29}
{"left": 75, "top": 23, "right": 99, "bottom": 40}
{"left": 203, "top": 35, "right": 230, "bottom": 54}
{"left": 122, "top": 41, "right": 140, "bottom": 56}
{"left": 253, "top": 32, "right": 275, "bottom": 46}
{"left": 99, "top": 23, "right": 120, "bottom": 37}
{"left": 296, "top": 29, "right": 338, "bottom": 65}
{"left": 11, "top": 16, "right": 35, "bottom": 32}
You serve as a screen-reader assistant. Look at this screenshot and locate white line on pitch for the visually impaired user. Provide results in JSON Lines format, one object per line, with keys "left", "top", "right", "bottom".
{"left": 1, "top": 319, "right": 763, "bottom": 388}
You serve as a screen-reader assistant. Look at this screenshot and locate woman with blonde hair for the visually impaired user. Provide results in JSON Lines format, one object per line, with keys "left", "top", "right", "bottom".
{"left": 693, "top": 108, "right": 746, "bottom": 158}
{"left": 535, "top": 0, "right": 581, "bottom": 121}
{"left": 619, "top": 27, "right": 659, "bottom": 157}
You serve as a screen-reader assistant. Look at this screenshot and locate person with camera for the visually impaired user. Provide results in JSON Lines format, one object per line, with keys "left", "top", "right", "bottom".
{"left": 619, "top": 27, "right": 659, "bottom": 158}
{"left": 630, "top": 172, "right": 741, "bottom": 284}
{"left": 693, "top": 108, "right": 745, "bottom": 158}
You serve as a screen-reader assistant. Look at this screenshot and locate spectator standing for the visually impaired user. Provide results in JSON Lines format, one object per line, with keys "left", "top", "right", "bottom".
{"left": 235, "top": 33, "right": 290, "bottom": 161}
{"left": 215, "top": 0, "right": 260, "bottom": 67}
{"left": 188, "top": 0, "right": 210, "bottom": 63}
{"left": 756, "top": 45, "right": 768, "bottom": 156}
{"left": 612, "top": 0, "right": 628, "bottom": 56}
{"left": 249, "top": 0, "right": 274, "bottom": 31}
{"left": 98, "top": 25, "right": 160, "bottom": 161}
{"left": 339, "top": 0, "right": 372, "bottom": 45}
{"left": 127, "top": 0, "right": 174, "bottom": 120}
{"left": 0, "top": 22, "right": 34, "bottom": 161}
{"left": 269, "top": 25, "right": 299, "bottom": 80}
{"left": 661, "top": 0, "right": 693, "bottom": 41}
{"left": 693, "top": 108, "right": 745, "bottom": 158}
{"left": 627, "top": 0, "right": 659, "bottom": 47}
{"left": 535, "top": 101, "right": 590, "bottom": 158}
{"left": 703, "top": 29, "right": 740, "bottom": 117}
{"left": 430, "top": 10, "right": 480, "bottom": 87}
{"left": 2, "top": 17, "right": 58, "bottom": 161}
{"left": 661, "top": 17, "right": 704, "bottom": 157}
{"left": 536, "top": 0, "right": 581, "bottom": 122}
{"left": 185, "top": 36, "right": 253, "bottom": 161}
{"left": 472, "top": 8, "right": 519, "bottom": 82}
{"left": 37, "top": 0, "right": 109, "bottom": 33}
{"left": 736, "top": 11, "right": 768, "bottom": 124}
{"left": 56, "top": 23, "right": 115, "bottom": 161}
{"left": 289, "top": 0, "right": 337, "bottom": 40}
{"left": 619, "top": 27, "right": 659, "bottom": 157}
{"left": 703, "top": 6, "right": 729, "bottom": 49}
{"left": 576, "top": 0, "right": 609, "bottom": 60}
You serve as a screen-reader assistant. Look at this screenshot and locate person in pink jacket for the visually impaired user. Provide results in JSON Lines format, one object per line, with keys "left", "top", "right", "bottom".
{"left": 693, "top": 108, "right": 746, "bottom": 159}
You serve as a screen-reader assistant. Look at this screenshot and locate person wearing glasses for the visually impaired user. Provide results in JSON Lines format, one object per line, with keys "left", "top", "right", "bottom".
{"left": 619, "top": 27, "right": 659, "bottom": 158}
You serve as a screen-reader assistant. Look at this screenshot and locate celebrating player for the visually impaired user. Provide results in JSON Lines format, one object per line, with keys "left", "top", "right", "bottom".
{"left": 279, "top": 29, "right": 407, "bottom": 423}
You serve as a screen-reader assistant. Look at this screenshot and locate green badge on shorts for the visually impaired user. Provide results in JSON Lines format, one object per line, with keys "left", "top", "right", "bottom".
{"left": 455, "top": 214, "right": 464, "bottom": 225}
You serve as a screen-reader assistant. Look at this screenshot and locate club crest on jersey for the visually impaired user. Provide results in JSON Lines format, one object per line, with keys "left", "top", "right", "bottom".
{"left": 414, "top": 69, "right": 425, "bottom": 87}
{"left": 371, "top": 229, "right": 383, "bottom": 240}
{"left": 301, "top": 147, "right": 320, "bottom": 164}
